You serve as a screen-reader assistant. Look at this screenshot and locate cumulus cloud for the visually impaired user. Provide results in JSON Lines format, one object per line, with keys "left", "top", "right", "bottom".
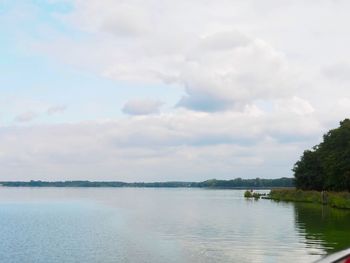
{"left": 177, "top": 31, "right": 295, "bottom": 111}
{"left": 122, "top": 99, "right": 163, "bottom": 115}
{"left": 27, "top": 0, "right": 350, "bottom": 113}
{"left": 38, "top": 0, "right": 300, "bottom": 112}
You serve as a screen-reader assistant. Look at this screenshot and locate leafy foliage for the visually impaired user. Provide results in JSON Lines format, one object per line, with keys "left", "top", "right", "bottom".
{"left": 293, "top": 119, "right": 350, "bottom": 191}
{"left": 244, "top": 190, "right": 253, "bottom": 198}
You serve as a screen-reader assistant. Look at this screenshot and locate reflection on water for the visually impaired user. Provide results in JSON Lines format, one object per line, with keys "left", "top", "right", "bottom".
{"left": 0, "top": 187, "right": 349, "bottom": 263}
{"left": 294, "top": 202, "right": 350, "bottom": 254}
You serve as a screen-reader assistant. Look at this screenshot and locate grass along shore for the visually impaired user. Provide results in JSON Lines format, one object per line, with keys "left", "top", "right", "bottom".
{"left": 265, "top": 189, "right": 350, "bottom": 209}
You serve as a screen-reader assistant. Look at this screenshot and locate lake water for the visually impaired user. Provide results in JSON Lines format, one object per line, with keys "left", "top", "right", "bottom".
{"left": 0, "top": 188, "right": 349, "bottom": 263}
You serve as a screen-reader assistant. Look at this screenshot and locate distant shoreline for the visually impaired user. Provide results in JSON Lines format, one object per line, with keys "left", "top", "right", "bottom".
{"left": 0, "top": 178, "right": 294, "bottom": 189}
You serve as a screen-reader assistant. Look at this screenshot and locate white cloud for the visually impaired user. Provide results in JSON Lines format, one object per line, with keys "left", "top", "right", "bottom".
{"left": 38, "top": 0, "right": 300, "bottom": 112}
{"left": 4, "top": 0, "right": 350, "bottom": 181}
{"left": 274, "top": 97, "right": 314, "bottom": 115}
{"left": 122, "top": 99, "right": 163, "bottom": 115}
{"left": 28, "top": 0, "right": 350, "bottom": 117}
{"left": 177, "top": 32, "right": 296, "bottom": 111}
{"left": 87, "top": 3, "right": 151, "bottom": 37}
{"left": 0, "top": 108, "right": 327, "bottom": 181}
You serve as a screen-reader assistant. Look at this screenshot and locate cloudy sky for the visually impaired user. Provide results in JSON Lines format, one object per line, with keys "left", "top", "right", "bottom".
{"left": 1, "top": 0, "right": 350, "bottom": 182}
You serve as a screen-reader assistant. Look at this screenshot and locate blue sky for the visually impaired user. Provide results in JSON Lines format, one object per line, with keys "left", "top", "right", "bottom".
{"left": 0, "top": 0, "right": 183, "bottom": 125}
{"left": 1, "top": 0, "right": 350, "bottom": 181}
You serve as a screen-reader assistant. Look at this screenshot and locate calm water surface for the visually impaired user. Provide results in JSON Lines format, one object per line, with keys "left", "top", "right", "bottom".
{"left": 0, "top": 188, "right": 349, "bottom": 263}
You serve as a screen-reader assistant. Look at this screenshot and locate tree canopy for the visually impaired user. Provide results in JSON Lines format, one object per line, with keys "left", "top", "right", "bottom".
{"left": 293, "top": 119, "right": 350, "bottom": 191}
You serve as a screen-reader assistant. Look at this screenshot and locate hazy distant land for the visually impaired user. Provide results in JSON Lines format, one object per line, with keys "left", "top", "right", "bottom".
{"left": 0, "top": 177, "right": 293, "bottom": 188}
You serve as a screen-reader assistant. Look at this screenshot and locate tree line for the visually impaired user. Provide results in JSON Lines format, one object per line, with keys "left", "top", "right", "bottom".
{"left": 0, "top": 177, "right": 294, "bottom": 188}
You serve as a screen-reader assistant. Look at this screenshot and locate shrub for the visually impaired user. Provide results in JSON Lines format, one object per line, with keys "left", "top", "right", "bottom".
{"left": 244, "top": 190, "right": 253, "bottom": 198}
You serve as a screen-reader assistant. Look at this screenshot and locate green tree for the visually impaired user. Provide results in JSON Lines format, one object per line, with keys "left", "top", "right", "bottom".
{"left": 293, "top": 149, "right": 323, "bottom": 190}
{"left": 318, "top": 119, "right": 350, "bottom": 191}
{"left": 293, "top": 119, "right": 350, "bottom": 191}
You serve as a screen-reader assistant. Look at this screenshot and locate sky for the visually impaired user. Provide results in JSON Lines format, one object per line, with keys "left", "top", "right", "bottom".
{"left": 1, "top": 0, "right": 350, "bottom": 182}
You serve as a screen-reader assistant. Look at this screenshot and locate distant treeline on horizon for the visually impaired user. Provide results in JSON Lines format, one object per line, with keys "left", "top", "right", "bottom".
{"left": 0, "top": 177, "right": 294, "bottom": 188}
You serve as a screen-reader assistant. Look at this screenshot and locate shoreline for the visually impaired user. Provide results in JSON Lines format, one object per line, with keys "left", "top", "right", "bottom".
{"left": 0, "top": 185, "right": 291, "bottom": 190}
{"left": 265, "top": 189, "right": 350, "bottom": 210}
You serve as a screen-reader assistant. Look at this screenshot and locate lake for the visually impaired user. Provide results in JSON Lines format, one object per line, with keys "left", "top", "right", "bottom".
{"left": 0, "top": 188, "right": 349, "bottom": 263}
